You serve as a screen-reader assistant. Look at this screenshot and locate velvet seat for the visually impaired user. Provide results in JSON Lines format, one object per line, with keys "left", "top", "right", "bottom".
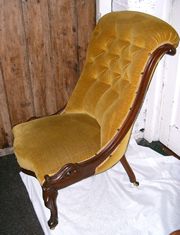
{"left": 13, "top": 11, "right": 179, "bottom": 229}
{"left": 13, "top": 113, "right": 101, "bottom": 183}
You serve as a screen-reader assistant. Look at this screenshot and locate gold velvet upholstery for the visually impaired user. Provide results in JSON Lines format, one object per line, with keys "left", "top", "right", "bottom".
{"left": 13, "top": 11, "right": 179, "bottom": 184}
{"left": 13, "top": 113, "right": 100, "bottom": 182}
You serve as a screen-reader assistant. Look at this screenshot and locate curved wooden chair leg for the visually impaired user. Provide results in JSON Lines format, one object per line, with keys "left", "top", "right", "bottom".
{"left": 42, "top": 186, "right": 58, "bottom": 229}
{"left": 120, "top": 155, "right": 139, "bottom": 186}
{"left": 170, "top": 230, "right": 180, "bottom": 235}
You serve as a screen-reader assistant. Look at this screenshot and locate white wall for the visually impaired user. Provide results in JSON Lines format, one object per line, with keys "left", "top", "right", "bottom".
{"left": 158, "top": 0, "right": 180, "bottom": 155}
{"left": 96, "top": 0, "right": 111, "bottom": 21}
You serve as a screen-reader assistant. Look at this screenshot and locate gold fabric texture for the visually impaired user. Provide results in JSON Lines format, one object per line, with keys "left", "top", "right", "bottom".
{"left": 13, "top": 11, "right": 179, "bottom": 183}
{"left": 13, "top": 113, "right": 100, "bottom": 182}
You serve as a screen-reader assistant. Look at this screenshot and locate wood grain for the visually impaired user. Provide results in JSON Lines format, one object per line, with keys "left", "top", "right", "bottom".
{"left": 48, "top": 0, "right": 79, "bottom": 109}
{"left": 0, "top": 0, "right": 96, "bottom": 148}
{"left": 0, "top": 64, "right": 12, "bottom": 147}
{"left": 76, "top": 0, "right": 96, "bottom": 72}
{"left": 22, "top": 0, "right": 57, "bottom": 116}
{"left": 0, "top": 0, "right": 34, "bottom": 126}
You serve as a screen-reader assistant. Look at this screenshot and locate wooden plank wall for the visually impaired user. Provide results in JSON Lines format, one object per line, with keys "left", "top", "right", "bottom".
{"left": 0, "top": 0, "right": 96, "bottom": 148}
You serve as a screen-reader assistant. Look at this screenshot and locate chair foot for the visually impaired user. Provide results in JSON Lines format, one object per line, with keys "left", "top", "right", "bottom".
{"left": 133, "top": 181, "right": 139, "bottom": 187}
{"left": 42, "top": 185, "right": 58, "bottom": 229}
{"left": 48, "top": 211, "right": 58, "bottom": 229}
{"left": 120, "top": 155, "right": 139, "bottom": 186}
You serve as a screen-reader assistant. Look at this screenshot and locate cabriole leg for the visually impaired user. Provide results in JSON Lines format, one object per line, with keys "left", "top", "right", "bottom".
{"left": 42, "top": 186, "right": 58, "bottom": 229}
{"left": 120, "top": 155, "right": 139, "bottom": 186}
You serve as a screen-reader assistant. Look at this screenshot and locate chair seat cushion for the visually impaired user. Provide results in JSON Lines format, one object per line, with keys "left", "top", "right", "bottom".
{"left": 13, "top": 113, "right": 100, "bottom": 183}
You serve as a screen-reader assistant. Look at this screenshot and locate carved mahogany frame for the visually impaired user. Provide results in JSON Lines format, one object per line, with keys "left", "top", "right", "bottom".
{"left": 40, "top": 44, "right": 176, "bottom": 229}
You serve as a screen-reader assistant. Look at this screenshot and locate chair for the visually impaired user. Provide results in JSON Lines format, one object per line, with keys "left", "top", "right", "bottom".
{"left": 13, "top": 11, "right": 179, "bottom": 229}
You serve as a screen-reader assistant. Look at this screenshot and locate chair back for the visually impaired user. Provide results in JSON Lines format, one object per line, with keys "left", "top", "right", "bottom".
{"left": 66, "top": 11, "right": 179, "bottom": 147}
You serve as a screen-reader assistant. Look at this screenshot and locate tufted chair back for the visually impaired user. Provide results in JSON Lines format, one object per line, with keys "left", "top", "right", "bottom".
{"left": 65, "top": 11, "right": 179, "bottom": 152}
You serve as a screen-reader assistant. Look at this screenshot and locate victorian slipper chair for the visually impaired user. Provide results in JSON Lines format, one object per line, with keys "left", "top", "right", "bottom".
{"left": 13, "top": 11, "right": 179, "bottom": 229}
